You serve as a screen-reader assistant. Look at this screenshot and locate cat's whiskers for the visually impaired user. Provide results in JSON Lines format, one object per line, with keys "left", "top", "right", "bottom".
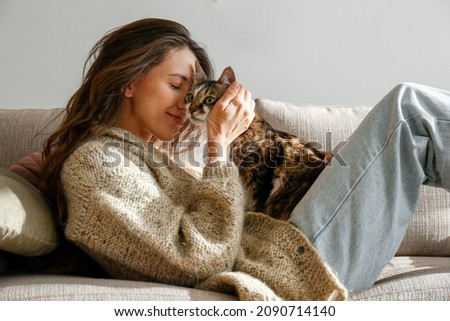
{"left": 205, "top": 115, "right": 222, "bottom": 134}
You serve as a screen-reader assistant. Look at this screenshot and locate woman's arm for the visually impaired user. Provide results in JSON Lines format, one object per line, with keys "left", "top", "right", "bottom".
{"left": 61, "top": 140, "right": 245, "bottom": 286}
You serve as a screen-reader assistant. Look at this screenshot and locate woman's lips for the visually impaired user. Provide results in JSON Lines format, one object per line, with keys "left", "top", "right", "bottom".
{"left": 167, "top": 112, "right": 185, "bottom": 126}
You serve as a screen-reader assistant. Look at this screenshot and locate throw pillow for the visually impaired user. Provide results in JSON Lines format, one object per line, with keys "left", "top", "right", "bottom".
{"left": 8, "top": 150, "right": 43, "bottom": 188}
{"left": 0, "top": 168, "right": 59, "bottom": 256}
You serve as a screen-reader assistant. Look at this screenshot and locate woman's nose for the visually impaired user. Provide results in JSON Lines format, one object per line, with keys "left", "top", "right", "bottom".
{"left": 177, "top": 95, "right": 187, "bottom": 109}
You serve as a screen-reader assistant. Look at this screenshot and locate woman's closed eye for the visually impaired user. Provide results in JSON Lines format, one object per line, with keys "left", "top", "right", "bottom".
{"left": 169, "top": 83, "right": 181, "bottom": 90}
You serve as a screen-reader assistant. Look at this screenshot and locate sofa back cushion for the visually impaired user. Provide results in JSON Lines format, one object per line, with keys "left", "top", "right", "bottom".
{"left": 255, "top": 98, "right": 450, "bottom": 257}
{"left": 0, "top": 108, "right": 63, "bottom": 169}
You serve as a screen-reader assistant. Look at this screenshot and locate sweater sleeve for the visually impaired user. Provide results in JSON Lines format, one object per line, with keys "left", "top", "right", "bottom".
{"left": 61, "top": 140, "right": 245, "bottom": 287}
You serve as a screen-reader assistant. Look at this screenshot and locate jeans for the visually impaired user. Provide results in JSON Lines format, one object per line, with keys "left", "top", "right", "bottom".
{"left": 289, "top": 83, "right": 450, "bottom": 292}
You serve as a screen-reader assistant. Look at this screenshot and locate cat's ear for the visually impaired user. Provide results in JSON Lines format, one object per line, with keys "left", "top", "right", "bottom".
{"left": 193, "top": 60, "right": 207, "bottom": 85}
{"left": 219, "top": 66, "right": 236, "bottom": 85}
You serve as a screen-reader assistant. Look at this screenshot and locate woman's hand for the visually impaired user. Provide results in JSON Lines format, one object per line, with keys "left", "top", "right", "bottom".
{"left": 206, "top": 81, "right": 256, "bottom": 162}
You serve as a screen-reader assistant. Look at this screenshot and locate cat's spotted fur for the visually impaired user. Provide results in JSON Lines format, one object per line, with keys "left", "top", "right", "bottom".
{"left": 185, "top": 67, "right": 326, "bottom": 220}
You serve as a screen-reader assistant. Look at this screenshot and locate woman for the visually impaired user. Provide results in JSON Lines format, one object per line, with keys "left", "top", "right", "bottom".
{"left": 41, "top": 18, "right": 450, "bottom": 300}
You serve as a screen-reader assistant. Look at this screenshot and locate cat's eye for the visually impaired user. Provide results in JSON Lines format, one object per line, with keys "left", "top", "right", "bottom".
{"left": 185, "top": 93, "right": 194, "bottom": 103}
{"left": 205, "top": 96, "right": 216, "bottom": 105}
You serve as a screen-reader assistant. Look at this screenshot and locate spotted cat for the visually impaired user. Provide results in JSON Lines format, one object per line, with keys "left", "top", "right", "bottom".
{"left": 185, "top": 67, "right": 326, "bottom": 220}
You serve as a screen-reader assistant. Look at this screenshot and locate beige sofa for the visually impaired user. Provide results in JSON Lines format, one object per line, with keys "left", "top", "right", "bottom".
{"left": 1, "top": 98, "right": 449, "bottom": 300}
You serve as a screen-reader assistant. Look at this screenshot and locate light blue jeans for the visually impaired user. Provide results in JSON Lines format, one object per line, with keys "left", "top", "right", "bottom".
{"left": 289, "top": 83, "right": 450, "bottom": 293}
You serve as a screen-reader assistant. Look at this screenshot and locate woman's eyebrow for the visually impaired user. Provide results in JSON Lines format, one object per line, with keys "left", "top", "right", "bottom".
{"left": 168, "top": 73, "right": 189, "bottom": 82}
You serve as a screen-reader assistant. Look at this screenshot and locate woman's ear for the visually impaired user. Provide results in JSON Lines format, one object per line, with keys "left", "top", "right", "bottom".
{"left": 124, "top": 83, "right": 134, "bottom": 98}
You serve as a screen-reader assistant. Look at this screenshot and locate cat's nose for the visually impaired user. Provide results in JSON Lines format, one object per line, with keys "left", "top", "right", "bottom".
{"left": 188, "top": 104, "right": 197, "bottom": 115}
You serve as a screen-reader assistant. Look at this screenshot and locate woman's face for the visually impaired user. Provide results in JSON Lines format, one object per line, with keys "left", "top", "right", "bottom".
{"left": 116, "top": 47, "right": 197, "bottom": 142}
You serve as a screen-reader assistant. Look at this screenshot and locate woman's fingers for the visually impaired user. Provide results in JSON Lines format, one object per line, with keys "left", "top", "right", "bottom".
{"left": 207, "top": 81, "right": 255, "bottom": 148}
{"left": 217, "top": 81, "right": 241, "bottom": 111}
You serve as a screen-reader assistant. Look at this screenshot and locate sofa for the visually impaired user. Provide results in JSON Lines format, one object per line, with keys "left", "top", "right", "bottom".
{"left": 1, "top": 98, "right": 449, "bottom": 301}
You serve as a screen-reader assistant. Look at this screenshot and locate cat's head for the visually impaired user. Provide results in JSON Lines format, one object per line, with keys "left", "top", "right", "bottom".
{"left": 185, "top": 66, "right": 236, "bottom": 127}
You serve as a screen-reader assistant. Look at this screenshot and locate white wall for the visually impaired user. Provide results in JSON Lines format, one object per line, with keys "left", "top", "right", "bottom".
{"left": 1, "top": 0, "right": 450, "bottom": 109}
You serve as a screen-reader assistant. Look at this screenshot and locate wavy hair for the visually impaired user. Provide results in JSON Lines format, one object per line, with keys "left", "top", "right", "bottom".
{"left": 40, "top": 18, "right": 213, "bottom": 225}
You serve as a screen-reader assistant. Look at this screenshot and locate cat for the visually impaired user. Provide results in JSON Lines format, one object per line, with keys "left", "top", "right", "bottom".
{"left": 185, "top": 67, "right": 326, "bottom": 220}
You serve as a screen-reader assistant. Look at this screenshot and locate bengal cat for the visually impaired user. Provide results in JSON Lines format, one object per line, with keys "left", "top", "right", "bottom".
{"left": 185, "top": 67, "right": 326, "bottom": 220}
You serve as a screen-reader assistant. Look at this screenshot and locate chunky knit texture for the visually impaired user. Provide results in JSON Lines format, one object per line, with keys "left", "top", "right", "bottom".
{"left": 61, "top": 128, "right": 347, "bottom": 300}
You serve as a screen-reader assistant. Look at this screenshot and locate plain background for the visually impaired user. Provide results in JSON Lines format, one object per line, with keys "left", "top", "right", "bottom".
{"left": 1, "top": 0, "right": 450, "bottom": 109}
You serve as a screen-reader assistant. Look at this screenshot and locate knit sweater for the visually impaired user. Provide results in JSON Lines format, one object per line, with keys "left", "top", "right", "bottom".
{"left": 61, "top": 128, "right": 347, "bottom": 300}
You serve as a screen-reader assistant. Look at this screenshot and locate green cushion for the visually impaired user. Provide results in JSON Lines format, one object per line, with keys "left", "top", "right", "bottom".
{"left": 0, "top": 168, "right": 59, "bottom": 256}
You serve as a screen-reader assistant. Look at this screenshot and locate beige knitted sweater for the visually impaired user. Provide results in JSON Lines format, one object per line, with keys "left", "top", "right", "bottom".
{"left": 61, "top": 128, "right": 347, "bottom": 301}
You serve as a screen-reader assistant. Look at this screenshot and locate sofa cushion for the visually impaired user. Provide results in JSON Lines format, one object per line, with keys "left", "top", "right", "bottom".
{"left": 0, "top": 168, "right": 59, "bottom": 256}
{"left": 255, "top": 98, "right": 450, "bottom": 256}
{"left": 395, "top": 191, "right": 450, "bottom": 256}
{"left": 8, "top": 150, "right": 43, "bottom": 188}
{"left": 350, "top": 256, "right": 450, "bottom": 300}
{"left": 0, "top": 108, "right": 63, "bottom": 169}
{"left": 0, "top": 274, "right": 237, "bottom": 300}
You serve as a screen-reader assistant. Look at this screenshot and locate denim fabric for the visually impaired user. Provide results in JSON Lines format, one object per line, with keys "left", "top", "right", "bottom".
{"left": 289, "top": 83, "right": 450, "bottom": 292}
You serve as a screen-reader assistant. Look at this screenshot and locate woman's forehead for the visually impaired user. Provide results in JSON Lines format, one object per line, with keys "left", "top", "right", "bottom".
{"left": 160, "top": 47, "right": 196, "bottom": 81}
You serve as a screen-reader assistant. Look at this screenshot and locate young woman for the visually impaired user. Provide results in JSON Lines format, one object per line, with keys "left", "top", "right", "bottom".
{"left": 41, "top": 18, "right": 450, "bottom": 301}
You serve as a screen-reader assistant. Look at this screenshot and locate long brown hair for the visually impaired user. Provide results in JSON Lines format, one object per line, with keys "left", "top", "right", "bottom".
{"left": 40, "top": 18, "right": 213, "bottom": 225}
